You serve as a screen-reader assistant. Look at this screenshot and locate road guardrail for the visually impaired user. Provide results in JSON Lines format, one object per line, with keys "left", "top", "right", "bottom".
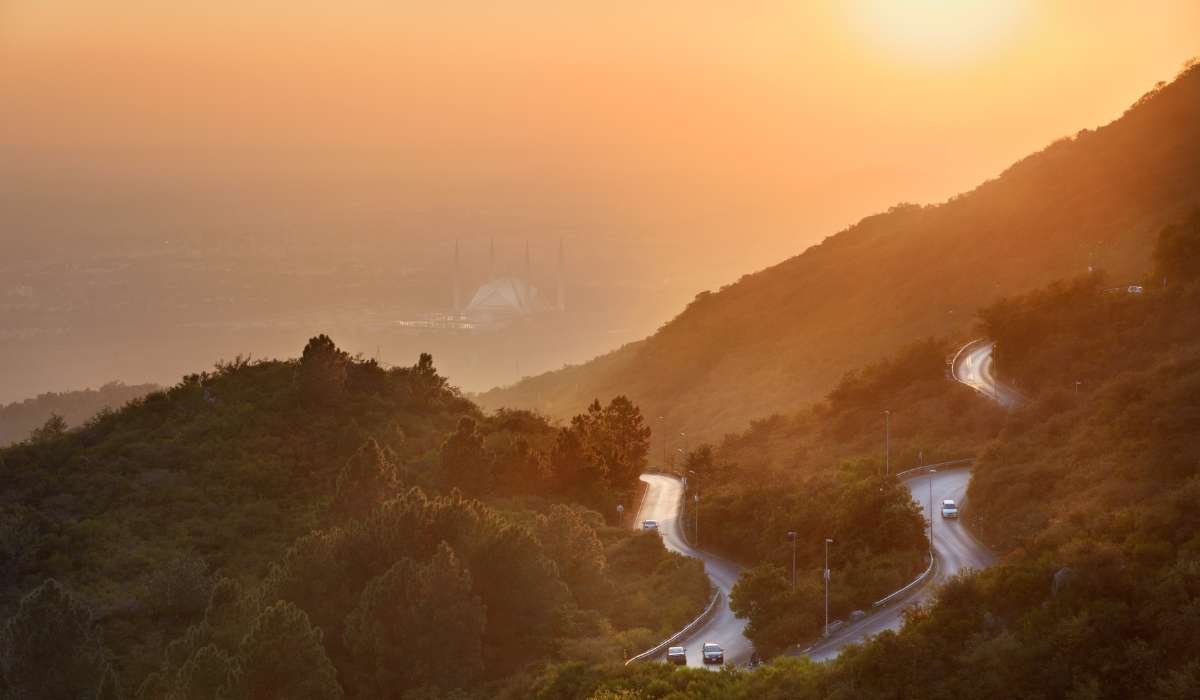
{"left": 873, "top": 555, "right": 935, "bottom": 608}
{"left": 624, "top": 588, "right": 723, "bottom": 665}
{"left": 893, "top": 458, "right": 974, "bottom": 480}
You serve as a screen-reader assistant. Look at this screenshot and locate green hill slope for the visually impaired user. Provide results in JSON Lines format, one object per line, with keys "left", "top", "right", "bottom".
{"left": 0, "top": 339, "right": 708, "bottom": 696}
{"left": 479, "top": 63, "right": 1200, "bottom": 442}
{"left": 0, "top": 382, "right": 160, "bottom": 446}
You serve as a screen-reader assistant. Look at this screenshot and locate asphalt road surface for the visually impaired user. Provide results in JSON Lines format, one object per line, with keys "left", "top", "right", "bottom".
{"left": 635, "top": 473, "right": 752, "bottom": 668}
{"left": 800, "top": 467, "right": 994, "bottom": 661}
{"left": 801, "top": 339, "right": 1007, "bottom": 660}
{"left": 635, "top": 339, "right": 1006, "bottom": 666}
{"left": 953, "top": 339, "right": 1023, "bottom": 408}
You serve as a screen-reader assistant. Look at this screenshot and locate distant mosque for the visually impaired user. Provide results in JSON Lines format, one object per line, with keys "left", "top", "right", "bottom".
{"left": 456, "top": 239, "right": 565, "bottom": 326}
{"left": 397, "top": 239, "right": 565, "bottom": 332}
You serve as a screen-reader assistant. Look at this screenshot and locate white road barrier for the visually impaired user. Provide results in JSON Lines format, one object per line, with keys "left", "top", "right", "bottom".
{"left": 624, "top": 589, "right": 723, "bottom": 665}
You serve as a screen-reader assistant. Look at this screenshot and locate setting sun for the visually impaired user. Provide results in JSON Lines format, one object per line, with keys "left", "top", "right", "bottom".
{"left": 846, "top": 0, "right": 1031, "bottom": 65}
{"left": 1, "top": 2, "right": 1200, "bottom": 697}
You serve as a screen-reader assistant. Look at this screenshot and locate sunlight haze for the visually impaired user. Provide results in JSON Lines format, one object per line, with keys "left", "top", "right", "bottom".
{"left": 2, "top": 2, "right": 1197, "bottom": 400}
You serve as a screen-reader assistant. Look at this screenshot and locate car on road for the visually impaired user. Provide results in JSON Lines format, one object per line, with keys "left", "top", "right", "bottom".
{"left": 642, "top": 519, "right": 659, "bottom": 531}
{"left": 941, "top": 499, "right": 959, "bottom": 519}
{"left": 667, "top": 646, "right": 687, "bottom": 665}
{"left": 702, "top": 642, "right": 724, "bottom": 664}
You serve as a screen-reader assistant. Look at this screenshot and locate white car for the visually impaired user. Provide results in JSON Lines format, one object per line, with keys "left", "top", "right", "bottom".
{"left": 702, "top": 642, "right": 724, "bottom": 664}
{"left": 667, "top": 646, "right": 687, "bottom": 665}
{"left": 941, "top": 499, "right": 959, "bottom": 519}
{"left": 642, "top": 519, "right": 659, "bottom": 531}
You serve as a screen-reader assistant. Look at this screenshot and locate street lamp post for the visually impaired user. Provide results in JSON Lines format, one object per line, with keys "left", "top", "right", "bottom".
{"left": 883, "top": 410, "right": 891, "bottom": 476}
{"left": 787, "top": 531, "right": 797, "bottom": 590}
{"left": 824, "top": 538, "right": 833, "bottom": 636}
{"left": 992, "top": 344, "right": 1000, "bottom": 401}
{"left": 688, "top": 469, "right": 700, "bottom": 547}
{"left": 658, "top": 416, "right": 666, "bottom": 468}
{"left": 927, "top": 470, "right": 937, "bottom": 562}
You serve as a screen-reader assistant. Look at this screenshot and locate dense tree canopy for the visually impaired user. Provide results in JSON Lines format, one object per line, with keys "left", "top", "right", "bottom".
{"left": 0, "top": 336, "right": 704, "bottom": 697}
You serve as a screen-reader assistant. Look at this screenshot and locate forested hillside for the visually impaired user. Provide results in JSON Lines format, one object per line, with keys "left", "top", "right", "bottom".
{"left": 0, "top": 381, "right": 159, "bottom": 446}
{"left": 511, "top": 210, "right": 1200, "bottom": 700}
{"left": 0, "top": 338, "right": 708, "bottom": 698}
{"left": 693, "top": 339, "right": 1004, "bottom": 654}
{"left": 480, "top": 62, "right": 1200, "bottom": 442}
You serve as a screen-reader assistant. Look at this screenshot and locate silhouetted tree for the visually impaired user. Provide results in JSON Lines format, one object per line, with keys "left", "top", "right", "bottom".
{"left": 144, "top": 556, "right": 212, "bottom": 623}
{"left": 299, "top": 335, "right": 348, "bottom": 403}
{"left": 440, "top": 418, "right": 493, "bottom": 496}
{"left": 730, "top": 564, "right": 820, "bottom": 657}
{"left": 331, "top": 438, "right": 401, "bottom": 521}
{"left": 1154, "top": 208, "right": 1200, "bottom": 285}
{"left": 343, "top": 543, "right": 485, "bottom": 697}
{"left": 408, "top": 353, "right": 448, "bottom": 406}
{"left": 535, "top": 505, "right": 607, "bottom": 605}
{"left": 173, "top": 645, "right": 240, "bottom": 700}
{"left": 237, "top": 601, "right": 342, "bottom": 700}
{"left": 28, "top": 413, "right": 67, "bottom": 443}
{"left": 0, "top": 579, "right": 120, "bottom": 699}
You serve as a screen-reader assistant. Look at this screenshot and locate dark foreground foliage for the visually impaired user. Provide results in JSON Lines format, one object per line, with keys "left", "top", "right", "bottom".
{"left": 0, "top": 339, "right": 704, "bottom": 697}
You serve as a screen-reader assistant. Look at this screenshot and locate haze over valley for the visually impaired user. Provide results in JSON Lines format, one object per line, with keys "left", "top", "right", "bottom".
{"left": 2, "top": 4, "right": 1200, "bottom": 700}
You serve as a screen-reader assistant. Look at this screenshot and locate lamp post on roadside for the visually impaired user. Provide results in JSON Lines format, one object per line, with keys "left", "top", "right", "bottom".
{"left": 992, "top": 344, "right": 1000, "bottom": 401}
{"left": 883, "top": 410, "right": 891, "bottom": 476}
{"left": 1074, "top": 380, "right": 1081, "bottom": 394}
{"left": 658, "top": 416, "right": 666, "bottom": 468}
{"left": 688, "top": 469, "right": 700, "bottom": 547}
{"left": 824, "top": 538, "right": 833, "bottom": 636}
{"left": 788, "top": 531, "right": 797, "bottom": 590}
{"left": 927, "top": 470, "right": 937, "bottom": 562}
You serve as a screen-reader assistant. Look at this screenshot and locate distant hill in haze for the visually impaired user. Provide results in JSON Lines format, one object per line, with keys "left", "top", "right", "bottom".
{"left": 479, "top": 63, "right": 1200, "bottom": 441}
{"left": 0, "top": 381, "right": 159, "bottom": 445}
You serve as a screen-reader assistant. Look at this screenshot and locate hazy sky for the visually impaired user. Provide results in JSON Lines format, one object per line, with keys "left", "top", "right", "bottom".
{"left": 2, "top": 3, "right": 1198, "bottom": 402}
{"left": 4, "top": 2, "right": 1198, "bottom": 272}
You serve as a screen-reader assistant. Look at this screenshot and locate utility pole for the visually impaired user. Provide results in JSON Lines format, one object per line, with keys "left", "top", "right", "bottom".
{"left": 992, "top": 343, "right": 999, "bottom": 401}
{"left": 688, "top": 469, "right": 700, "bottom": 547}
{"left": 928, "top": 470, "right": 937, "bottom": 562}
{"left": 788, "top": 531, "right": 797, "bottom": 590}
{"left": 824, "top": 538, "right": 833, "bottom": 636}
{"left": 658, "top": 416, "right": 666, "bottom": 468}
{"left": 883, "top": 410, "right": 891, "bottom": 476}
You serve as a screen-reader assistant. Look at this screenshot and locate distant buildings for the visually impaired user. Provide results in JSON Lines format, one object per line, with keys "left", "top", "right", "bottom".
{"left": 396, "top": 239, "right": 565, "bottom": 332}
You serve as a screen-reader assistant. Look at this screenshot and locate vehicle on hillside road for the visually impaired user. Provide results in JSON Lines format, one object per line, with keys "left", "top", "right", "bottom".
{"left": 941, "top": 499, "right": 959, "bottom": 519}
{"left": 667, "top": 646, "right": 687, "bottom": 665}
{"left": 702, "top": 642, "right": 724, "bottom": 664}
{"left": 642, "top": 519, "right": 659, "bottom": 531}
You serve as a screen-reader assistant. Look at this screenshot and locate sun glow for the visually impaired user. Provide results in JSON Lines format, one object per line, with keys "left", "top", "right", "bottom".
{"left": 846, "top": 0, "right": 1032, "bottom": 66}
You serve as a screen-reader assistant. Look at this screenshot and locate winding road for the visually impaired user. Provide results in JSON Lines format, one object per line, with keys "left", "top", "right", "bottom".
{"left": 635, "top": 473, "right": 752, "bottom": 667}
{"left": 953, "top": 339, "right": 1023, "bottom": 408}
{"left": 633, "top": 340, "right": 1007, "bottom": 665}
{"left": 800, "top": 466, "right": 994, "bottom": 660}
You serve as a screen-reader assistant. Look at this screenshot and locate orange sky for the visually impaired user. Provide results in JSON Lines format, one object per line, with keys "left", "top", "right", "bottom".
{"left": 3, "top": 2, "right": 1199, "bottom": 280}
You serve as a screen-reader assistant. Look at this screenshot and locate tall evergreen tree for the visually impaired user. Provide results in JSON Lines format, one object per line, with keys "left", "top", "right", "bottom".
{"left": 299, "top": 335, "right": 348, "bottom": 404}
{"left": 0, "top": 579, "right": 119, "bottom": 700}
{"left": 440, "top": 417, "right": 493, "bottom": 496}
{"left": 236, "top": 601, "right": 342, "bottom": 700}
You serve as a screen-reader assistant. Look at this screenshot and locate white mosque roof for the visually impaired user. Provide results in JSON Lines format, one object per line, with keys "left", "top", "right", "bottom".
{"left": 465, "top": 277, "right": 545, "bottom": 319}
